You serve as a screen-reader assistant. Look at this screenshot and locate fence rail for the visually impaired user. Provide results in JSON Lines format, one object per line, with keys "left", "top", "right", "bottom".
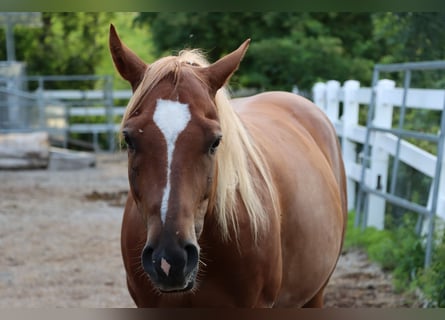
{"left": 46, "top": 89, "right": 131, "bottom": 150}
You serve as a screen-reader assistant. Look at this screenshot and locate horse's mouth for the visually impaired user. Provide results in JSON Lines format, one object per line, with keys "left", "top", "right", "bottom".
{"left": 158, "top": 279, "right": 195, "bottom": 293}
{"left": 156, "top": 268, "right": 197, "bottom": 293}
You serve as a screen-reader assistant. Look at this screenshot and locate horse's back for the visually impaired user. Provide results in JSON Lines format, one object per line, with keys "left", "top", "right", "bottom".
{"left": 233, "top": 91, "right": 345, "bottom": 187}
{"left": 233, "top": 91, "right": 347, "bottom": 307}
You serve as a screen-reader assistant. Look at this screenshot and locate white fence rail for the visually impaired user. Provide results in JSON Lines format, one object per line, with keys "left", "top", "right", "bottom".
{"left": 312, "top": 79, "right": 445, "bottom": 229}
{"left": 42, "top": 88, "right": 132, "bottom": 122}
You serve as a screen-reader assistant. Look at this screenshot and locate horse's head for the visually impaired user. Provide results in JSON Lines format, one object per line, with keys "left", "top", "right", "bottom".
{"left": 109, "top": 25, "right": 249, "bottom": 292}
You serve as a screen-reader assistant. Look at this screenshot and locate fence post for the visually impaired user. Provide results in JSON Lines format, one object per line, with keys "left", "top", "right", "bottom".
{"left": 312, "top": 82, "right": 326, "bottom": 111}
{"left": 437, "top": 140, "right": 445, "bottom": 242}
{"left": 424, "top": 137, "right": 445, "bottom": 236}
{"left": 438, "top": 138, "right": 445, "bottom": 222}
{"left": 36, "top": 76, "right": 45, "bottom": 130}
{"left": 367, "top": 79, "right": 395, "bottom": 229}
{"left": 326, "top": 80, "right": 341, "bottom": 123}
{"left": 104, "top": 75, "right": 115, "bottom": 152}
{"left": 342, "top": 80, "right": 360, "bottom": 211}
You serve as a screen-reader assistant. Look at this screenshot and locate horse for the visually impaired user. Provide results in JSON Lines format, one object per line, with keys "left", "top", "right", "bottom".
{"left": 109, "top": 24, "right": 347, "bottom": 307}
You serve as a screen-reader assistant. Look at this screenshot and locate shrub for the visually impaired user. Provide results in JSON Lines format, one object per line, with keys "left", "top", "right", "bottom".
{"left": 418, "top": 234, "right": 445, "bottom": 307}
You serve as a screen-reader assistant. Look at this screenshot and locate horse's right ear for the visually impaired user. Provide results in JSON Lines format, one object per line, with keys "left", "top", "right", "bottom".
{"left": 109, "top": 24, "right": 147, "bottom": 92}
{"left": 202, "top": 39, "right": 250, "bottom": 95}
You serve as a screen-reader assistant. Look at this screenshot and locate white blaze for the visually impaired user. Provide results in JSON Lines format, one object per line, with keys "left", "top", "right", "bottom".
{"left": 153, "top": 99, "right": 191, "bottom": 224}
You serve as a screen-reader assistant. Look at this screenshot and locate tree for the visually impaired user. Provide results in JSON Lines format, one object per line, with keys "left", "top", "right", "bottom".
{"left": 135, "top": 12, "right": 376, "bottom": 91}
{"left": 1, "top": 12, "right": 115, "bottom": 89}
{"left": 373, "top": 13, "right": 445, "bottom": 64}
{"left": 373, "top": 12, "right": 445, "bottom": 89}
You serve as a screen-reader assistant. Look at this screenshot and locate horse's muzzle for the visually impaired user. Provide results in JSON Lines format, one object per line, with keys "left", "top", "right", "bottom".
{"left": 141, "top": 242, "right": 199, "bottom": 292}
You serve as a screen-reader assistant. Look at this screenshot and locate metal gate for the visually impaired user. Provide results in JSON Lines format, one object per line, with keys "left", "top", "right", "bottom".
{"left": 355, "top": 61, "right": 445, "bottom": 268}
{"left": 0, "top": 74, "right": 126, "bottom": 152}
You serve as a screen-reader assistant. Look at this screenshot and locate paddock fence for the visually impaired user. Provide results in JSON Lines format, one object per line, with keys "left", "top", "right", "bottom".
{"left": 0, "top": 75, "right": 133, "bottom": 151}
{"left": 312, "top": 62, "right": 445, "bottom": 267}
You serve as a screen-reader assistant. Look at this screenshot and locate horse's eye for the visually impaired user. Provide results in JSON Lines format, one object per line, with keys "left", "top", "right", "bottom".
{"left": 123, "top": 131, "right": 135, "bottom": 151}
{"left": 209, "top": 135, "right": 222, "bottom": 155}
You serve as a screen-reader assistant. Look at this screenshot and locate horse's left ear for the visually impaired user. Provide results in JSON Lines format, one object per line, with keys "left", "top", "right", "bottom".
{"left": 203, "top": 39, "right": 250, "bottom": 94}
{"left": 109, "top": 24, "right": 148, "bottom": 92}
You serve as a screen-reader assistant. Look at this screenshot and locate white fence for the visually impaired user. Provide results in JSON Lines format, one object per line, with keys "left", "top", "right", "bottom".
{"left": 41, "top": 89, "right": 131, "bottom": 134}
{"left": 38, "top": 89, "right": 133, "bottom": 151}
{"left": 312, "top": 79, "right": 445, "bottom": 230}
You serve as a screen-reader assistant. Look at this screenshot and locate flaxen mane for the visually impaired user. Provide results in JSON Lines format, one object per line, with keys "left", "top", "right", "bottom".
{"left": 121, "top": 50, "right": 279, "bottom": 242}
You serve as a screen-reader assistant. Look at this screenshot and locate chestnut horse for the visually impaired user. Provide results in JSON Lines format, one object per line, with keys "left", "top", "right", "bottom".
{"left": 109, "top": 24, "right": 347, "bottom": 307}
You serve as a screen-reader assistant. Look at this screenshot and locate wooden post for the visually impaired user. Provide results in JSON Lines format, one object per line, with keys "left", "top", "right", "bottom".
{"left": 312, "top": 82, "right": 326, "bottom": 111}
{"left": 367, "top": 79, "right": 395, "bottom": 229}
{"left": 342, "top": 80, "right": 360, "bottom": 211}
{"left": 326, "top": 80, "right": 341, "bottom": 123}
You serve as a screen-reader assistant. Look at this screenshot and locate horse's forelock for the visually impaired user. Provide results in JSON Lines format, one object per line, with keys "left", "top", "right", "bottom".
{"left": 122, "top": 51, "right": 209, "bottom": 125}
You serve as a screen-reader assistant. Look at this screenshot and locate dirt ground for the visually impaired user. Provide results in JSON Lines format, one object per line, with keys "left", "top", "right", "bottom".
{"left": 0, "top": 153, "right": 421, "bottom": 307}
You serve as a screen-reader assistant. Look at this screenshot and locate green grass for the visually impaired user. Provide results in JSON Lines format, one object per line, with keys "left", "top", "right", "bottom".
{"left": 344, "top": 211, "right": 445, "bottom": 306}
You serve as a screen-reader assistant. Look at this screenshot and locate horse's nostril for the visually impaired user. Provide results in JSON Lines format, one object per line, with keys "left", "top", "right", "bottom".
{"left": 184, "top": 243, "right": 199, "bottom": 274}
{"left": 141, "top": 245, "right": 154, "bottom": 273}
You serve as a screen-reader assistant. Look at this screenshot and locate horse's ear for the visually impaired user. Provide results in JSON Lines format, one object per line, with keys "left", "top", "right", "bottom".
{"left": 109, "top": 24, "right": 147, "bottom": 92}
{"left": 203, "top": 39, "right": 250, "bottom": 94}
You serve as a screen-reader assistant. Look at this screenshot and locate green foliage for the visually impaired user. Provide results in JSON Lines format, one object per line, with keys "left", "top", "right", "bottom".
{"left": 94, "top": 12, "right": 155, "bottom": 90}
{"left": 344, "top": 212, "right": 424, "bottom": 282}
{"left": 135, "top": 12, "right": 306, "bottom": 61}
{"left": 419, "top": 238, "right": 445, "bottom": 307}
{"left": 135, "top": 12, "right": 376, "bottom": 91}
{"left": 1, "top": 12, "right": 443, "bottom": 92}
{"left": 134, "top": 12, "right": 445, "bottom": 92}
{"left": 240, "top": 36, "right": 372, "bottom": 91}
{"left": 12, "top": 13, "right": 115, "bottom": 88}
{"left": 0, "top": 12, "right": 153, "bottom": 90}
{"left": 373, "top": 13, "right": 445, "bottom": 90}
{"left": 373, "top": 13, "right": 445, "bottom": 64}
